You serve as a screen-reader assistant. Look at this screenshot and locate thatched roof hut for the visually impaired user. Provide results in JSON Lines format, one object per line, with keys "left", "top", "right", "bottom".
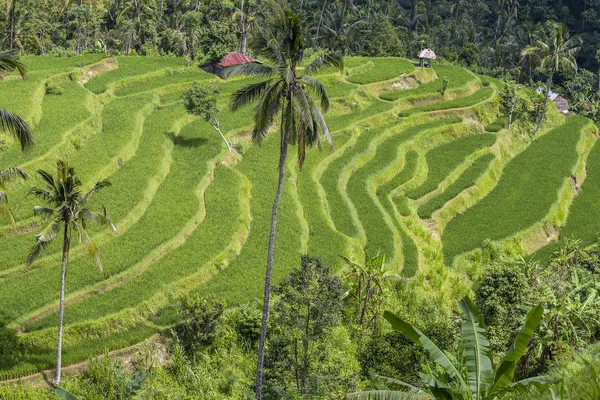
{"left": 418, "top": 48, "right": 437, "bottom": 60}
{"left": 418, "top": 48, "right": 436, "bottom": 67}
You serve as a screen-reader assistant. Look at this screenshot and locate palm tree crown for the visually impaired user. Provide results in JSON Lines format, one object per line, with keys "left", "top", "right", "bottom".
{"left": 27, "top": 161, "right": 116, "bottom": 268}
{"left": 229, "top": 7, "right": 343, "bottom": 167}
{"left": 521, "top": 23, "right": 580, "bottom": 135}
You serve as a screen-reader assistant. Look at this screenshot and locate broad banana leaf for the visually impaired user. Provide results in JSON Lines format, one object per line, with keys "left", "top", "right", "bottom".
{"left": 344, "top": 390, "right": 432, "bottom": 400}
{"left": 458, "top": 297, "right": 493, "bottom": 399}
{"left": 384, "top": 311, "right": 466, "bottom": 387}
{"left": 494, "top": 375, "right": 557, "bottom": 396}
{"left": 491, "top": 304, "right": 543, "bottom": 392}
{"left": 54, "top": 387, "right": 79, "bottom": 400}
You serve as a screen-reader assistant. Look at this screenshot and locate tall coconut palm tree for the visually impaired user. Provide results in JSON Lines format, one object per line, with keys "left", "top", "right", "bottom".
{"left": 27, "top": 161, "right": 116, "bottom": 386}
{"left": 228, "top": 7, "right": 342, "bottom": 399}
{"left": 0, "top": 50, "right": 33, "bottom": 228}
{"left": 521, "top": 23, "right": 580, "bottom": 135}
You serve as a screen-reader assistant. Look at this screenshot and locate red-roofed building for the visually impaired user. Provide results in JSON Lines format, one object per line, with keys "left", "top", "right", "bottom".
{"left": 204, "top": 51, "right": 259, "bottom": 79}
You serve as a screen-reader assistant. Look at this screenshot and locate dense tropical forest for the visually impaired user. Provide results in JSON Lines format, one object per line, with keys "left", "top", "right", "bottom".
{"left": 0, "top": 0, "right": 600, "bottom": 399}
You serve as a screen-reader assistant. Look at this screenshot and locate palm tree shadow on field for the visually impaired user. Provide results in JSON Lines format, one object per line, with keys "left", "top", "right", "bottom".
{"left": 166, "top": 132, "right": 209, "bottom": 148}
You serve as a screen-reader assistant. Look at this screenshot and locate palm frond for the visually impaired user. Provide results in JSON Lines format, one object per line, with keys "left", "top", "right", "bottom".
{"left": 27, "top": 220, "right": 60, "bottom": 264}
{"left": 33, "top": 206, "right": 56, "bottom": 219}
{"left": 27, "top": 186, "right": 57, "bottom": 204}
{"left": 304, "top": 52, "right": 344, "bottom": 74}
{"left": 0, "top": 50, "right": 27, "bottom": 77}
{"left": 0, "top": 191, "right": 16, "bottom": 229}
{"left": 0, "top": 108, "right": 34, "bottom": 151}
{"left": 0, "top": 167, "right": 27, "bottom": 188}
{"left": 306, "top": 95, "right": 333, "bottom": 150}
{"left": 300, "top": 75, "right": 330, "bottom": 112}
{"left": 79, "top": 208, "right": 118, "bottom": 233}
{"left": 82, "top": 181, "right": 111, "bottom": 204}
{"left": 72, "top": 221, "right": 105, "bottom": 271}
{"left": 252, "top": 80, "right": 283, "bottom": 144}
{"left": 231, "top": 79, "right": 274, "bottom": 111}
{"left": 224, "top": 62, "right": 274, "bottom": 79}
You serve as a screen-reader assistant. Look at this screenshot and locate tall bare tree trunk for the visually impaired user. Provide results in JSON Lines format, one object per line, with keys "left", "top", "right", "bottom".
{"left": 9, "top": 0, "right": 15, "bottom": 51}
{"left": 312, "top": 0, "right": 328, "bottom": 49}
{"left": 55, "top": 222, "right": 70, "bottom": 386}
{"left": 255, "top": 135, "right": 289, "bottom": 400}
{"left": 532, "top": 72, "right": 553, "bottom": 136}
{"left": 240, "top": 0, "right": 247, "bottom": 55}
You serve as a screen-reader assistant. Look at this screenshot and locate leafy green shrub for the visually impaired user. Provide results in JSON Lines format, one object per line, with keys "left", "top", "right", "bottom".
{"left": 45, "top": 81, "right": 64, "bottom": 95}
{"left": 474, "top": 263, "right": 530, "bottom": 355}
{"left": 174, "top": 294, "right": 224, "bottom": 354}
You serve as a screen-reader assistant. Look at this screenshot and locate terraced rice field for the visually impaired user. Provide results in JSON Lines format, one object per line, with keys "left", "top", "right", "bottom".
{"left": 0, "top": 55, "right": 597, "bottom": 378}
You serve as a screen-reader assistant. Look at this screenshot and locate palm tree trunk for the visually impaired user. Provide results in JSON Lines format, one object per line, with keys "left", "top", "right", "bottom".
{"left": 56, "top": 221, "right": 70, "bottom": 386}
{"left": 360, "top": 279, "right": 371, "bottom": 327}
{"left": 77, "top": 20, "right": 82, "bottom": 54}
{"left": 508, "top": 102, "right": 515, "bottom": 129}
{"left": 9, "top": 0, "right": 15, "bottom": 51}
{"left": 312, "top": 0, "right": 328, "bottom": 49}
{"left": 255, "top": 135, "right": 289, "bottom": 400}
{"left": 240, "top": 29, "right": 247, "bottom": 55}
{"left": 301, "top": 302, "right": 310, "bottom": 393}
{"left": 532, "top": 72, "right": 553, "bottom": 136}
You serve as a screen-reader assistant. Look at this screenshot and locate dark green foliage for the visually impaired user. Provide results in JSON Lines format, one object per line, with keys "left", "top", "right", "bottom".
{"left": 182, "top": 84, "right": 221, "bottom": 123}
{"left": 265, "top": 255, "right": 348, "bottom": 398}
{"left": 174, "top": 294, "right": 224, "bottom": 354}
{"left": 475, "top": 264, "right": 531, "bottom": 355}
{"left": 62, "top": 356, "right": 146, "bottom": 400}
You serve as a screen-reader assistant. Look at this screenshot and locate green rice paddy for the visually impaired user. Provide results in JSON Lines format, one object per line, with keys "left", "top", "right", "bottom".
{"left": 0, "top": 55, "right": 597, "bottom": 379}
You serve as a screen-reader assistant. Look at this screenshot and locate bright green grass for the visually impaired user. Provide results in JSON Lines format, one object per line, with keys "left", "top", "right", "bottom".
{"left": 484, "top": 115, "right": 510, "bottom": 132}
{"left": 0, "top": 119, "right": 222, "bottom": 324}
{"left": 0, "top": 79, "right": 91, "bottom": 172}
{"left": 27, "top": 164, "right": 243, "bottom": 330}
{"left": 84, "top": 56, "right": 185, "bottom": 94}
{"left": 0, "top": 323, "right": 154, "bottom": 381}
{"left": 114, "top": 69, "right": 213, "bottom": 97}
{"left": 442, "top": 116, "right": 588, "bottom": 263}
{"left": 398, "top": 87, "right": 495, "bottom": 117}
{"left": 533, "top": 138, "right": 600, "bottom": 261}
{"left": 0, "top": 102, "right": 183, "bottom": 271}
{"left": 299, "top": 138, "right": 351, "bottom": 269}
{"left": 379, "top": 64, "right": 475, "bottom": 101}
{"left": 346, "top": 57, "right": 415, "bottom": 85}
{"left": 349, "top": 120, "right": 456, "bottom": 257}
{"left": 321, "top": 126, "right": 388, "bottom": 238}
{"left": 418, "top": 153, "right": 495, "bottom": 219}
{"left": 406, "top": 134, "right": 497, "bottom": 199}
{"left": 400, "top": 225, "right": 419, "bottom": 277}
{"left": 20, "top": 54, "right": 107, "bottom": 73}
{"left": 376, "top": 151, "right": 419, "bottom": 201}
{"left": 197, "top": 134, "right": 304, "bottom": 306}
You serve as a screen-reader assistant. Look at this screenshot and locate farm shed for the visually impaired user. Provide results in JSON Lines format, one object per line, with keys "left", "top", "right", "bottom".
{"left": 203, "top": 51, "right": 259, "bottom": 79}
{"left": 536, "top": 88, "right": 569, "bottom": 115}
{"left": 418, "top": 48, "right": 436, "bottom": 67}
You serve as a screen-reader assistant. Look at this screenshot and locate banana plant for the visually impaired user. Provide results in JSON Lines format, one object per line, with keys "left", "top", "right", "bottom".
{"left": 346, "top": 297, "right": 554, "bottom": 400}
